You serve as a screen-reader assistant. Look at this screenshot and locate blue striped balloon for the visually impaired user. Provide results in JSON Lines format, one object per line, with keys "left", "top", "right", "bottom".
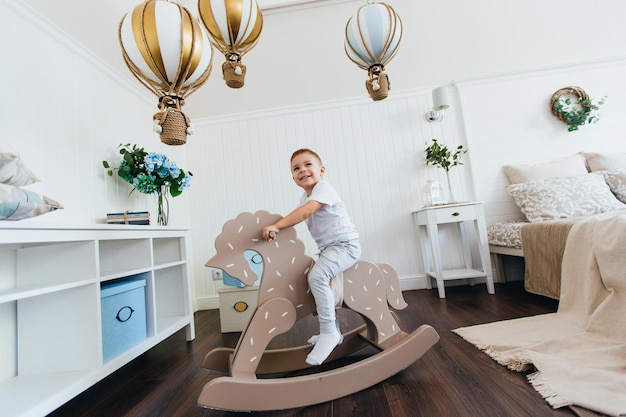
{"left": 345, "top": 2, "right": 402, "bottom": 71}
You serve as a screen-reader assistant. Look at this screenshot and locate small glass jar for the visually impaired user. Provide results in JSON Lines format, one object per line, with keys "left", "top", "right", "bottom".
{"left": 422, "top": 180, "right": 447, "bottom": 206}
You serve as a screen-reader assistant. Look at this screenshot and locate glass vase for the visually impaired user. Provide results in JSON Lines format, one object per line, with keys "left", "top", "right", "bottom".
{"left": 445, "top": 170, "right": 456, "bottom": 203}
{"left": 422, "top": 180, "right": 447, "bottom": 206}
{"left": 157, "top": 186, "right": 169, "bottom": 226}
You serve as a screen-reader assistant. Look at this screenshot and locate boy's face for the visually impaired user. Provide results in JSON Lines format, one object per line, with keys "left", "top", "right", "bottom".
{"left": 291, "top": 152, "right": 325, "bottom": 194}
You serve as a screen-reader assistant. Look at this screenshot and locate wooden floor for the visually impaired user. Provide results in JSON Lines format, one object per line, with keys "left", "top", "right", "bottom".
{"left": 49, "top": 282, "right": 577, "bottom": 417}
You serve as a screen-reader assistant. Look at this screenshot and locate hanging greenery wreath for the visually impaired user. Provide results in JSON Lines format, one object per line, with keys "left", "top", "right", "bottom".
{"left": 550, "top": 86, "right": 605, "bottom": 132}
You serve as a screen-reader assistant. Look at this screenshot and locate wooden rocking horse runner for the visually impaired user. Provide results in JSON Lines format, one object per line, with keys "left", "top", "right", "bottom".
{"left": 199, "top": 211, "right": 439, "bottom": 411}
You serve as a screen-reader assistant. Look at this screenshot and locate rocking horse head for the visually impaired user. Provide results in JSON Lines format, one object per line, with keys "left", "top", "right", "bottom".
{"left": 206, "top": 211, "right": 313, "bottom": 289}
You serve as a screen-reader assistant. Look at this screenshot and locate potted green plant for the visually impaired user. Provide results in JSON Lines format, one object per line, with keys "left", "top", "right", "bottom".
{"left": 424, "top": 139, "right": 467, "bottom": 203}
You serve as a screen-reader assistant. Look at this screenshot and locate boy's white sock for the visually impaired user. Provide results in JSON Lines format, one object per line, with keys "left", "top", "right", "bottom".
{"left": 307, "top": 332, "right": 344, "bottom": 345}
{"left": 305, "top": 330, "right": 342, "bottom": 365}
{"left": 308, "top": 320, "right": 342, "bottom": 345}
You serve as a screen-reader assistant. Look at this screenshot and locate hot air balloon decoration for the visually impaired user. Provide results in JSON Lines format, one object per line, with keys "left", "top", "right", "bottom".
{"left": 119, "top": 0, "right": 214, "bottom": 145}
{"left": 345, "top": 1, "right": 402, "bottom": 101}
{"left": 198, "top": 0, "right": 263, "bottom": 89}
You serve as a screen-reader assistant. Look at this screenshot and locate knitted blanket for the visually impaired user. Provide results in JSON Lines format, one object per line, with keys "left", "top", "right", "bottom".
{"left": 454, "top": 211, "right": 626, "bottom": 416}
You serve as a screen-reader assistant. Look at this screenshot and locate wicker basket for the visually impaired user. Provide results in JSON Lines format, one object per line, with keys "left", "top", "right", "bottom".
{"left": 153, "top": 107, "right": 190, "bottom": 146}
{"left": 222, "top": 61, "right": 246, "bottom": 89}
{"left": 366, "top": 72, "right": 390, "bottom": 101}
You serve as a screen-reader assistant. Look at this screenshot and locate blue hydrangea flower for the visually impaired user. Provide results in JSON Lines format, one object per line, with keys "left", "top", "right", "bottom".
{"left": 144, "top": 153, "right": 167, "bottom": 173}
{"left": 180, "top": 173, "right": 191, "bottom": 190}
{"left": 164, "top": 160, "right": 181, "bottom": 179}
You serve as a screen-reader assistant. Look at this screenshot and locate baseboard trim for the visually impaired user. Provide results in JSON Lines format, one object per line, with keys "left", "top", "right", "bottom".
{"left": 194, "top": 295, "right": 219, "bottom": 312}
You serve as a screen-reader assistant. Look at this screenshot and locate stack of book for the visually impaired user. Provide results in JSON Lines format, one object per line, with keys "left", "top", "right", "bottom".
{"left": 106, "top": 211, "right": 150, "bottom": 225}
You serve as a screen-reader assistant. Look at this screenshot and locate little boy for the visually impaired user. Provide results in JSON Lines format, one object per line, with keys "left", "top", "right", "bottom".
{"left": 262, "top": 148, "right": 361, "bottom": 365}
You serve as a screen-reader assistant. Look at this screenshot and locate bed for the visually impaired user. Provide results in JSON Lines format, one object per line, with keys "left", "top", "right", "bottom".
{"left": 488, "top": 152, "right": 626, "bottom": 299}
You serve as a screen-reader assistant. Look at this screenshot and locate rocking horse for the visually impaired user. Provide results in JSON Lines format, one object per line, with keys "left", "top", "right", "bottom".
{"left": 198, "top": 211, "right": 439, "bottom": 411}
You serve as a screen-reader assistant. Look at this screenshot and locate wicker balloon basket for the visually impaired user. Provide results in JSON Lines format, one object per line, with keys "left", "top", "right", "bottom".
{"left": 153, "top": 106, "right": 191, "bottom": 146}
{"left": 222, "top": 61, "right": 247, "bottom": 89}
{"left": 366, "top": 72, "right": 390, "bottom": 101}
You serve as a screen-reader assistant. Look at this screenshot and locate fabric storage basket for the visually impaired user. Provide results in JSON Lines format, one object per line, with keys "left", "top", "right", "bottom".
{"left": 101, "top": 277, "right": 147, "bottom": 362}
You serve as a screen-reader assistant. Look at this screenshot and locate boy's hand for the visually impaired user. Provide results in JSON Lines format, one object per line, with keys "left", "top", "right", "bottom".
{"left": 263, "top": 225, "right": 279, "bottom": 242}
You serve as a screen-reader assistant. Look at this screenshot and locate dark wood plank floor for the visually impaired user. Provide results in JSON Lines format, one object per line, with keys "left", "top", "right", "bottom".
{"left": 49, "top": 282, "right": 576, "bottom": 417}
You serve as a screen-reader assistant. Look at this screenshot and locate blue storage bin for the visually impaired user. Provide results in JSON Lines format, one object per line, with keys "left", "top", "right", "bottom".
{"left": 101, "top": 277, "right": 147, "bottom": 362}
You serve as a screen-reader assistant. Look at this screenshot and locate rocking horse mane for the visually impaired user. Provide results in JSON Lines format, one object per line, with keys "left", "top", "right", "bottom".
{"left": 206, "top": 211, "right": 313, "bottom": 293}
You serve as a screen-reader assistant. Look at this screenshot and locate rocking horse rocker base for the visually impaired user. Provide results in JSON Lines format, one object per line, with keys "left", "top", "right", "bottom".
{"left": 198, "top": 324, "right": 438, "bottom": 411}
{"left": 199, "top": 211, "right": 440, "bottom": 411}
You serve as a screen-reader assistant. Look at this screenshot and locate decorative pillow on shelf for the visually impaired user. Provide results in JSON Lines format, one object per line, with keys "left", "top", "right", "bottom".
{"left": 0, "top": 143, "right": 40, "bottom": 186}
{"left": 599, "top": 169, "right": 626, "bottom": 204}
{"left": 582, "top": 152, "right": 626, "bottom": 172}
{"left": 0, "top": 183, "right": 63, "bottom": 221}
{"left": 502, "top": 153, "right": 588, "bottom": 185}
{"left": 506, "top": 173, "right": 626, "bottom": 223}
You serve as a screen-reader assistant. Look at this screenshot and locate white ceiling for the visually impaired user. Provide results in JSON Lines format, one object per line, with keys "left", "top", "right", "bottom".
{"left": 18, "top": 0, "right": 356, "bottom": 96}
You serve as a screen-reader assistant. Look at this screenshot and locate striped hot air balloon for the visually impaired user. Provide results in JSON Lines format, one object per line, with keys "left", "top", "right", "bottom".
{"left": 198, "top": 0, "right": 263, "bottom": 88}
{"left": 345, "top": 2, "right": 402, "bottom": 101}
{"left": 119, "top": 0, "right": 214, "bottom": 145}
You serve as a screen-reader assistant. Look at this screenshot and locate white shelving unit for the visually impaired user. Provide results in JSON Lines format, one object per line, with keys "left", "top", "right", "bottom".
{"left": 0, "top": 223, "right": 195, "bottom": 417}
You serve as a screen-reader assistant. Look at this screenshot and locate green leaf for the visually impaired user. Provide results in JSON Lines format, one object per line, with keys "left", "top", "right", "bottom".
{"left": 425, "top": 139, "right": 467, "bottom": 172}
{"left": 170, "top": 184, "right": 182, "bottom": 197}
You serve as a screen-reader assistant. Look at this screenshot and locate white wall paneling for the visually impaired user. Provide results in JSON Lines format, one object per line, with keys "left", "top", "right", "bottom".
{"left": 187, "top": 91, "right": 475, "bottom": 308}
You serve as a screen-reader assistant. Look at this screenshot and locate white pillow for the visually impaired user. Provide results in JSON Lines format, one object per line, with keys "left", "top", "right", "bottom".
{"left": 0, "top": 144, "right": 39, "bottom": 186}
{"left": 582, "top": 152, "right": 626, "bottom": 172}
{"left": 502, "top": 153, "right": 588, "bottom": 185}
{"left": 506, "top": 173, "right": 625, "bottom": 223}
{"left": 599, "top": 169, "right": 626, "bottom": 204}
{"left": 0, "top": 183, "right": 63, "bottom": 221}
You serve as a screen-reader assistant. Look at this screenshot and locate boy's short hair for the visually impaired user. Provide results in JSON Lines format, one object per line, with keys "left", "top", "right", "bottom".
{"left": 291, "top": 148, "right": 322, "bottom": 164}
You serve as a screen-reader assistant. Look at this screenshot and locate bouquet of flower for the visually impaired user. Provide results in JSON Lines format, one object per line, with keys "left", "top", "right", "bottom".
{"left": 103, "top": 143, "right": 192, "bottom": 197}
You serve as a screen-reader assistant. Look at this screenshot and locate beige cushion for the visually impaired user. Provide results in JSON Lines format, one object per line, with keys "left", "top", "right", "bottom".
{"left": 502, "top": 153, "right": 588, "bottom": 185}
{"left": 599, "top": 169, "right": 626, "bottom": 204}
{"left": 0, "top": 144, "right": 40, "bottom": 186}
{"left": 506, "top": 173, "right": 625, "bottom": 222}
{"left": 0, "top": 183, "right": 63, "bottom": 220}
{"left": 582, "top": 152, "right": 626, "bottom": 172}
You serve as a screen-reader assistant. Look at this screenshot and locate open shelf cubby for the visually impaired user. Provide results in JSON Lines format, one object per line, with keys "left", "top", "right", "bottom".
{"left": 0, "top": 224, "right": 195, "bottom": 417}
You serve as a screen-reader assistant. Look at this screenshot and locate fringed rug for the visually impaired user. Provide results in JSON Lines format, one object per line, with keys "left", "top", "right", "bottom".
{"left": 454, "top": 211, "right": 626, "bottom": 417}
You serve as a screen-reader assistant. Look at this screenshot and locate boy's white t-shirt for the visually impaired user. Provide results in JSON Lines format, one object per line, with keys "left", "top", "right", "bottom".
{"left": 300, "top": 180, "right": 357, "bottom": 249}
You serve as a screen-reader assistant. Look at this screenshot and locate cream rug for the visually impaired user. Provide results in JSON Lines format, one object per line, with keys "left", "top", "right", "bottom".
{"left": 453, "top": 211, "right": 626, "bottom": 417}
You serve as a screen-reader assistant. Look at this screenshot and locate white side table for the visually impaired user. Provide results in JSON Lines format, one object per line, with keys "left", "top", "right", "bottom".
{"left": 413, "top": 201, "right": 495, "bottom": 298}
